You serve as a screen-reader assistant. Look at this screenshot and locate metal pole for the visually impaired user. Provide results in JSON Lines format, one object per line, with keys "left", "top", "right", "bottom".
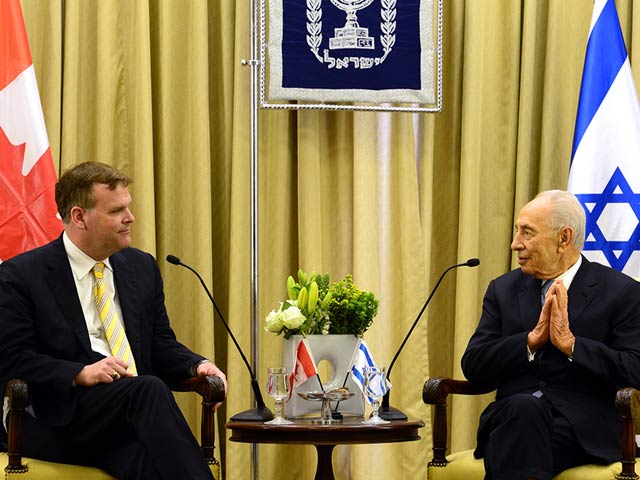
{"left": 249, "top": 0, "right": 260, "bottom": 478}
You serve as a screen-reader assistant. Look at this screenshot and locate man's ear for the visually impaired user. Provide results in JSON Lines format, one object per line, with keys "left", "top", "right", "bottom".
{"left": 69, "top": 206, "right": 87, "bottom": 229}
{"left": 558, "top": 227, "right": 574, "bottom": 250}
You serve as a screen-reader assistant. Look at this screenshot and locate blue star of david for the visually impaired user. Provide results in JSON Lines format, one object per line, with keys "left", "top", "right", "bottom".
{"left": 575, "top": 167, "right": 640, "bottom": 271}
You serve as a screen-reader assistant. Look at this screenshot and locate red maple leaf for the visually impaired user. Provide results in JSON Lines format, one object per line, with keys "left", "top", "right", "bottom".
{"left": 0, "top": 126, "right": 62, "bottom": 261}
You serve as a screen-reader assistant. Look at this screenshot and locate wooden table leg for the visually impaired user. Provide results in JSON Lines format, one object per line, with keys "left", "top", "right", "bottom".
{"left": 314, "top": 445, "right": 336, "bottom": 480}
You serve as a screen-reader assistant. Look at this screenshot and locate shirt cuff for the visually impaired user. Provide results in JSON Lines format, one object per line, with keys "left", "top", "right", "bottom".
{"left": 527, "top": 345, "right": 536, "bottom": 362}
{"left": 568, "top": 341, "right": 575, "bottom": 362}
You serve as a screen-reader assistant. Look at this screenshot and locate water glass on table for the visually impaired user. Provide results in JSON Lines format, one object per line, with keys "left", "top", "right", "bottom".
{"left": 362, "top": 365, "right": 390, "bottom": 425}
{"left": 265, "top": 367, "right": 293, "bottom": 425}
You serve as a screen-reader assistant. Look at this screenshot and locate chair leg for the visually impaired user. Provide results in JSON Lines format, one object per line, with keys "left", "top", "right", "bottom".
{"left": 615, "top": 469, "right": 639, "bottom": 480}
{"left": 200, "top": 395, "right": 221, "bottom": 479}
{"left": 175, "top": 375, "right": 224, "bottom": 467}
{"left": 428, "top": 402, "right": 449, "bottom": 467}
{"left": 5, "top": 380, "right": 28, "bottom": 473}
{"left": 201, "top": 399, "right": 216, "bottom": 464}
{"left": 616, "top": 388, "right": 638, "bottom": 479}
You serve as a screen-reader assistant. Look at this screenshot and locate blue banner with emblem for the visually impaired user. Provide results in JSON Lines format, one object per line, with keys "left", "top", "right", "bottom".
{"left": 265, "top": 0, "right": 439, "bottom": 108}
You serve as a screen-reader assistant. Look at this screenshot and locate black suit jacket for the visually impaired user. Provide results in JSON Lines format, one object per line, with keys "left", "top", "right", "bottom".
{"left": 0, "top": 236, "right": 204, "bottom": 427}
{"left": 462, "top": 257, "right": 640, "bottom": 463}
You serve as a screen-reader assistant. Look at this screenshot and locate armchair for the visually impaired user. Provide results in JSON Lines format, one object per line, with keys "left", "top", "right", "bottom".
{"left": 423, "top": 377, "right": 640, "bottom": 480}
{"left": 2, "top": 375, "right": 226, "bottom": 479}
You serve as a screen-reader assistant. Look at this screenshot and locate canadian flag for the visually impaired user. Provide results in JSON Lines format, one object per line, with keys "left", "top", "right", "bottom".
{"left": 287, "top": 339, "right": 319, "bottom": 401}
{"left": 0, "top": 0, "right": 63, "bottom": 263}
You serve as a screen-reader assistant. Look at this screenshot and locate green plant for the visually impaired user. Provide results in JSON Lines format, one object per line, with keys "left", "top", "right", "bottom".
{"left": 327, "top": 274, "right": 378, "bottom": 336}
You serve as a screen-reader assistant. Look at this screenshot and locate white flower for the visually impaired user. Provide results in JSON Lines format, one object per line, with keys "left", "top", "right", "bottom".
{"left": 281, "top": 305, "right": 305, "bottom": 330}
{"left": 265, "top": 309, "right": 284, "bottom": 334}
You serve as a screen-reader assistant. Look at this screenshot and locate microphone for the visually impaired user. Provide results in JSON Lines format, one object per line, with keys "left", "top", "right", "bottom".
{"left": 379, "top": 258, "right": 480, "bottom": 420}
{"left": 166, "top": 255, "right": 273, "bottom": 421}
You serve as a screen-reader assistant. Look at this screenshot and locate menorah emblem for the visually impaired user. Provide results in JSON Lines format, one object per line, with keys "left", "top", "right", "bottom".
{"left": 329, "top": 0, "right": 375, "bottom": 50}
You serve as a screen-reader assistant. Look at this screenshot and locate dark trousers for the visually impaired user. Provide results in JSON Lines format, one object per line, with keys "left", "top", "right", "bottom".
{"left": 20, "top": 375, "right": 214, "bottom": 480}
{"left": 475, "top": 393, "right": 600, "bottom": 480}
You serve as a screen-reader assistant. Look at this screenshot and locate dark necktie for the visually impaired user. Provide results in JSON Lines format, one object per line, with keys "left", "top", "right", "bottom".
{"left": 540, "top": 279, "right": 553, "bottom": 306}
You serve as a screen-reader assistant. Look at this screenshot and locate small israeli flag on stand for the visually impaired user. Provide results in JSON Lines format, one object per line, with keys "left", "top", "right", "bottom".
{"left": 568, "top": 0, "right": 640, "bottom": 278}
{"left": 349, "top": 339, "right": 391, "bottom": 404}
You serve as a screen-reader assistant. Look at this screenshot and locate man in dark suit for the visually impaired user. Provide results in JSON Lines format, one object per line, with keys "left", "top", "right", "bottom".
{"left": 462, "top": 190, "right": 640, "bottom": 480}
{"left": 0, "top": 162, "right": 227, "bottom": 479}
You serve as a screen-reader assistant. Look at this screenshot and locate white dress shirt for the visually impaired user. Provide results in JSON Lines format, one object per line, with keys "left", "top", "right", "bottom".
{"left": 63, "top": 232, "right": 124, "bottom": 358}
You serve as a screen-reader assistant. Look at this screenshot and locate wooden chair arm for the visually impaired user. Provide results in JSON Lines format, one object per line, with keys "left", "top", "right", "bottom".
{"left": 174, "top": 374, "right": 226, "bottom": 404}
{"left": 423, "top": 377, "right": 493, "bottom": 404}
{"left": 173, "top": 374, "right": 226, "bottom": 464}
{"left": 422, "top": 377, "right": 494, "bottom": 467}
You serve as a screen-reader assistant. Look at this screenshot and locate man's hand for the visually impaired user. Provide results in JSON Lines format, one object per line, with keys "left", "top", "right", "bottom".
{"left": 196, "top": 360, "right": 228, "bottom": 410}
{"left": 74, "top": 357, "right": 133, "bottom": 386}
{"left": 549, "top": 280, "right": 575, "bottom": 356}
{"left": 528, "top": 293, "right": 552, "bottom": 352}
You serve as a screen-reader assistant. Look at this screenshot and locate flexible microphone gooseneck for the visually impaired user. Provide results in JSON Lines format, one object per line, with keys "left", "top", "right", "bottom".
{"left": 166, "top": 255, "right": 273, "bottom": 421}
{"left": 380, "top": 258, "right": 480, "bottom": 421}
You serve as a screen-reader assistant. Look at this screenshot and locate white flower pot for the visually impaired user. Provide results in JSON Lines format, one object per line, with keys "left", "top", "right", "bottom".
{"left": 283, "top": 334, "right": 365, "bottom": 418}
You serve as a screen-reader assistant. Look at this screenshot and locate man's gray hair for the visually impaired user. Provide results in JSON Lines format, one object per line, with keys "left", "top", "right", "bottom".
{"left": 535, "top": 190, "right": 586, "bottom": 250}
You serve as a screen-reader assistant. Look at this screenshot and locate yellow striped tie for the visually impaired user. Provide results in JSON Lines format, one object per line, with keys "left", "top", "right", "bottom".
{"left": 92, "top": 262, "right": 137, "bottom": 375}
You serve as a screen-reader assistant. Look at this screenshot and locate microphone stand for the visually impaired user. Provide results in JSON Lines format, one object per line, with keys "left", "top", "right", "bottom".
{"left": 167, "top": 255, "right": 273, "bottom": 421}
{"left": 379, "top": 258, "right": 480, "bottom": 421}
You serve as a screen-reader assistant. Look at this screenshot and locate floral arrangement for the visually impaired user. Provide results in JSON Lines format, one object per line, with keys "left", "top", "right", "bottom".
{"left": 323, "top": 274, "right": 378, "bottom": 335}
{"left": 265, "top": 269, "right": 379, "bottom": 339}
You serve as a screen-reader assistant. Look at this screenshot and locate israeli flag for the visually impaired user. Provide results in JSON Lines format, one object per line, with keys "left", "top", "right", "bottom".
{"left": 349, "top": 339, "right": 390, "bottom": 404}
{"left": 568, "top": 0, "right": 640, "bottom": 278}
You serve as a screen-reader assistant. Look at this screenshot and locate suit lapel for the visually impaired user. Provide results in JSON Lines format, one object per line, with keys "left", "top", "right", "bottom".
{"left": 110, "top": 252, "right": 142, "bottom": 357}
{"left": 567, "top": 257, "right": 598, "bottom": 326}
{"left": 44, "top": 237, "right": 95, "bottom": 358}
{"left": 518, "top": 273, "right": 542, "bottom": 331}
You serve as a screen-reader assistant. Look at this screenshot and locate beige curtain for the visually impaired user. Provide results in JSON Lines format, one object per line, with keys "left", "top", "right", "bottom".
{"left": 19, "top": 0, "right": 640, "bottom": 478}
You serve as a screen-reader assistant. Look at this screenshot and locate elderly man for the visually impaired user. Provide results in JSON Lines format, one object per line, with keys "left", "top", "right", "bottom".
{"left": 0, "top": 162, "right": 226, "bottom": 479}
{"left": 462, "top": 190, "right": 640, "bottom": 480}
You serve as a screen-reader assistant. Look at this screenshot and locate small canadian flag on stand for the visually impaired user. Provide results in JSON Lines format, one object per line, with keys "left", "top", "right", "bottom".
{"left": 0, "top": 0, "right": 63, "bottom": 263}
{"left": 287, "top": 338, "right": 319, "bottom": 401}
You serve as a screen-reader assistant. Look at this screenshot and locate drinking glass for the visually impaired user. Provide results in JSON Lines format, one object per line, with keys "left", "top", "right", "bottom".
{"left": 362, "top": 366, "right": 390, "bottom": 424}
{"left": 265, "top": 367, "right": 293, "bottom": 425}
